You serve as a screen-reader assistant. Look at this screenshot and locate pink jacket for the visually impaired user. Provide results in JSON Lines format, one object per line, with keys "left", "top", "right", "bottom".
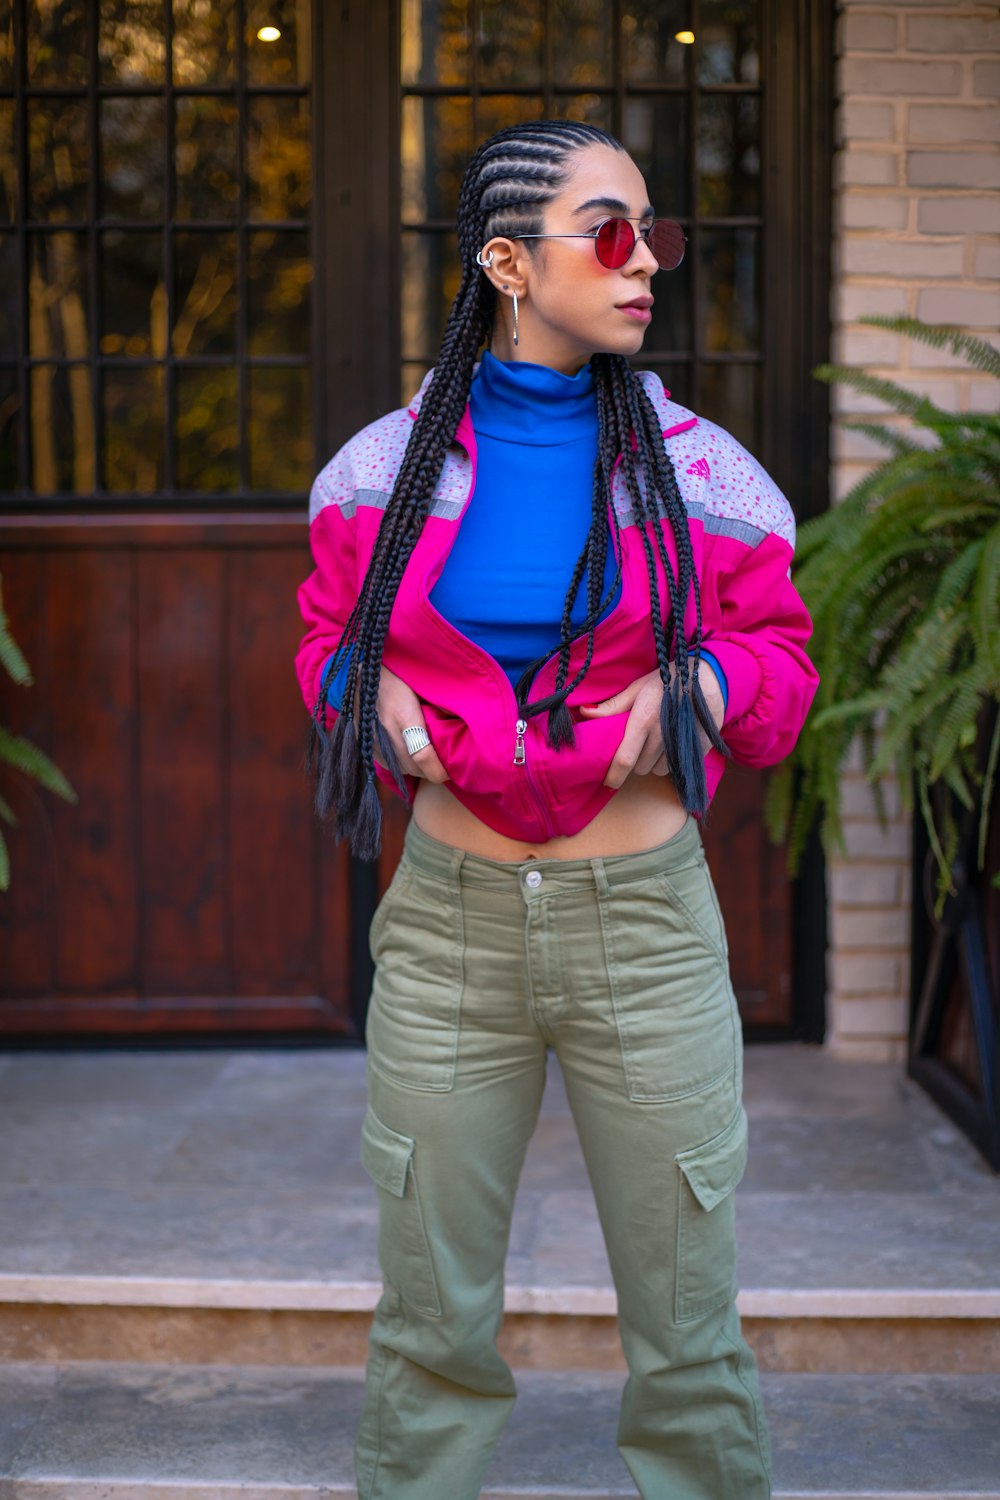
{"left": 296, "top": 367, "right": 820, "bottom": 842}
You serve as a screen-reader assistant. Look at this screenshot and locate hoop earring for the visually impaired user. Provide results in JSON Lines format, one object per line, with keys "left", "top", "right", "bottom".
{"left": 512, "top": 292, "right": 519, "bottom": 346}
{"left": 475, "top": 248, "right": 494, "bottom": 268}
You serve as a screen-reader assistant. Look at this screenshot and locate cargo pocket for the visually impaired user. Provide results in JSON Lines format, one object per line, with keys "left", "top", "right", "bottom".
{"left": 674, "top": 1104, "right": 748, "bottom": 1324}
{"left": 360, "top": 1105, "right": 442, "bottom": 1317}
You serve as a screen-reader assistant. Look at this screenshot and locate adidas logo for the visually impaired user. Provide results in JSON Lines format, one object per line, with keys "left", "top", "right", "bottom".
{"left": 686, "top": 457, "right": 711, "bottom": 479}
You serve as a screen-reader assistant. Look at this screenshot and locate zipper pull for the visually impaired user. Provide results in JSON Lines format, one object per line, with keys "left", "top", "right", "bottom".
{"left": 513, "top": 718, "right": 527, "bottom": 765}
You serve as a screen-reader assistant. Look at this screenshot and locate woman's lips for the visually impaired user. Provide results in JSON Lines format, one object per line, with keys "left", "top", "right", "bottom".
{"left": 617, "top": 304, "right": 652, "bottom": 323}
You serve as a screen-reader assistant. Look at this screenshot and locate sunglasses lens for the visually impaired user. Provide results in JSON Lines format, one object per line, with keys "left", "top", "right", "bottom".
{"left": 595, "top": 218, "right": 636, "bottom": 269}
{"left": 649, "top": 220, "right": 686, "bottom": 271}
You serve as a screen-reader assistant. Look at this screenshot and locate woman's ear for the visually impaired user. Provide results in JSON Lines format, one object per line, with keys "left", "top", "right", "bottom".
{"left": 477, "top": 236, "right": 528, "bottom": 299}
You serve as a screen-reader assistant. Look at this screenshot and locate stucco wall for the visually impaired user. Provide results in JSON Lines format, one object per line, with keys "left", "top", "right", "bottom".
{"left": 826, "top": 0, "right": 999, "bottom": 1059}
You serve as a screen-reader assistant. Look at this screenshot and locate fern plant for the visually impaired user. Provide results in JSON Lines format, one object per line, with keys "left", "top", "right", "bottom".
{"left": 0, "top": 574, "right": 77, "bottom": 889}
{"left": 764, "top": 315, "right": 1000, "bottom": 917}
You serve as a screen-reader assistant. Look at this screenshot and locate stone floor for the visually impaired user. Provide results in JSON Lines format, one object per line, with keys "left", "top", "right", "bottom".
{"left": 0, "top": 1042, "right": 996, "bottom": 1305}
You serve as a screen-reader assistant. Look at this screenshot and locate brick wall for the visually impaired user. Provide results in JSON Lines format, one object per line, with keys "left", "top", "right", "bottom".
{"left": 826, "top": 0, "right": 999, "bottom": 1059}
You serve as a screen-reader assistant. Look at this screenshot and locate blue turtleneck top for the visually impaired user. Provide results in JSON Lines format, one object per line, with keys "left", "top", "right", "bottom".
{"left": 324, "top": 350, "right": 727, "bottom": 711}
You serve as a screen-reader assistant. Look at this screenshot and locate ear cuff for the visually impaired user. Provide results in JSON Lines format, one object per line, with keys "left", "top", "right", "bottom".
{"left": 475, "top": 248, "right": 494, "bottom": 268}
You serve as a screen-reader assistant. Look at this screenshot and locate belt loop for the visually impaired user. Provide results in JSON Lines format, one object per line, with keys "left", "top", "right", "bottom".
{"left": 592, "top": 857, "right": 610, "bottom": 898}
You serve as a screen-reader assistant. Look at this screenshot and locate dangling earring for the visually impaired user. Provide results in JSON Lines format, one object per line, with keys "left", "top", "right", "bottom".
{"left": 512, "top": 291, "right": 520, "bottom": 347}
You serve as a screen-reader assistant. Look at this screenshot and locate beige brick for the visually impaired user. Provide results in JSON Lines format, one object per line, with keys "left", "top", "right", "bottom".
{"left": 918, "top": 196, "right": 1000, "bottom": 235}
{"left": 968, "top": 379, "right": 1000, "bottom": 412}
{"left": 838, "top": 149, "right": 900, "bottom": 187}
{"left": 908, "top": 151, "right": 1000, "bottom": 191}
{"left": 973, "top": 60, "right": 1000, "bottom": 99}
{"left": 832, "top": 906, "right": 911, "bottom": 949}
{"left": 909, "top": 104, "right": 1000, "bottom": 146}
{"left": 974, "top": 240, "right": 1000, "bottom": 278}
{"left": 829, "top": 375, "right": 961, "bottom": 416}
{"left": 840, "top": 773, "right": 904, "bottom": 821}
{"left": 832, "top": 281, "right": 910, "bottom": 322}
{"left": 830, "top": 952, "right": 903, "bottom": 995}
{"left": 833, "top": 421, "right": 904, "bottom": 462}
{"left": 831, "top": 463, "right": 875, "bottom": 503}
{"left": 830, "top": 995, "right": 909, "bottom": 1033}
{"left": 907, "top": 14, "right": 1000, "bottom": 53}
{"left": 838, "top": 100, "right": 896, "bottom": 142}
{"left": 838, "top": 59, "right": 962, "bottom": 96}
{"left": 842, "top": 11, "right": 898, "bottom": 51}
{"left": 910, "top": 331, "right": 1000, "bottom": 367}
{"left": 834, "top": 326, "right": 904, "bottom": 365}
{"left": 829, "top": 860, "right": 903, "bottom": 908}
{"left": 918, "top": 285, "right": 1000, "bottom": 327}
{"left": 842, "top": 818, "right": 912, "bottom": 860}
{"left": 838, "top": 192, "right": 909, "bottom": 231}
{"left": 841, "top": 238, "right": 965, "bottom": 277}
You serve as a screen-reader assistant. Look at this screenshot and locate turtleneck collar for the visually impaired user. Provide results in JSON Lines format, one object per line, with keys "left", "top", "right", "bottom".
{"left": 469, "top": 348, "right": 597, "bottom": 446}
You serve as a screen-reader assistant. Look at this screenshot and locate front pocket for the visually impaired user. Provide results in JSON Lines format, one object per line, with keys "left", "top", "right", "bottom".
{"left": 366, "top": 866, "right": 464, "bottom": 1092}
{"left": 599, "top": 870, "right": 738, "bottom": 1103}
{"left": 360, "top": 1104, "right": 442, "bottom": 1317}
{"left": 674, "top": 1104, "right": 749, "bottom": 1323}
{"left": 658, "top": 855, "right": 729, "bottom": 966}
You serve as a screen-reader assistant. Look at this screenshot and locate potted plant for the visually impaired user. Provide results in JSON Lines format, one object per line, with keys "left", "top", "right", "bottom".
{"left": 764, "top": 314, "right": 999, "bottom": 1167}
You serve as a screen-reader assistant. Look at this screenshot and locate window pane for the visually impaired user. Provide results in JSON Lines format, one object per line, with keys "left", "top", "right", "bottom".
{"left": 401, "top": 0, "right": 469, "bottom": 87}
{"left": 697, "top": 93, "right": 760, "bottom": 218}
{"left": 100, "top": 231, "right": 166, "bottom": 357}
{"left": 103, "top": 366, "right": 164, "bottom": 491}
{"left": 173, "top": 232, "right": 237, "bottom": 357}
{"left": 402, "top": 231, "right": 461, "bottom": 362}
{"left": 175, "top": 97, "right": 239, "bottom": 221}
{"left": 698, "top": 0, "right": 759, "bottom": 86}
{"left": 700, "top": 228, "right": 759, "bottom": 353}
{"left": 552, "top": 0, "right": 614, "bottom": 87}
{"left": 248, "top": 231, "right": 311, "bottom": 356}
{"left": 28, "top": 232, "right": 89, "bottom": 359}
{"left": 246, "top": 0, "right": 311, "bottom": 87}
{"left": 31, "top": 363, "right": 95, "bottom": 493}
{"left": 172, "top": 0, "right": 236, "bottom": 86}
{"left": 402, "top": 96, "right": 473, "bottom": 223}
{"left": 0, "top": 233, "right": 16, "bottom": 350}
{"left": 249, "top": 367, "right": 311, "bottom": 491}
{"left": 475, "top": 95, "right": 544, "bottom": 144}
{"left": 623, "top": 0, "right": 688, "bottom": 87}
{"left": 552, "top": 94, "right": 613, "bottom": 131}
{"left": 0, "top": 0, "right": 12, "bottom": 89}
{"left": 99, "top": 0, "right": 167, "bottom": 85}
{"left": 0, "top": 101, "right": 12, "bottom": 224}
{"left": 247, "top": 97, "right": 311, "bottom": 221}
{"left": 0, "top": 366, "right": 18, "bottom": 490}
{"left": 100, "top": 97, "right": 165, "bottom": 221}
{"left": 28, "top": 97, "right": 89, "bottom": 223}
{"left": 623, "top": 96, "right": 690, "bottom": 220}
{"left": 645, "top": 252, "right": 693, "bottom": 355}
{"left": 699, "top": 361, "right": 760, "bottom": 450}
{"left": 27, "top": 0, "right": 88, "bottom": 87}
{"left": 477, "top": 0, "right": 543, "bottom": 88}
{"left": 175, "top": 366, "right": 239, "bottom": 491}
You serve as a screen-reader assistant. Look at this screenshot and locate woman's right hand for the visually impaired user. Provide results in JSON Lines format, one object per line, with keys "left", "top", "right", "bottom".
{"left": 368, "top": 664, "right": 450, "bottom": 783}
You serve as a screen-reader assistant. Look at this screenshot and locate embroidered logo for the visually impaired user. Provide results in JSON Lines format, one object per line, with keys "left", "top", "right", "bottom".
{"left": 686, "top": 457, "right": 711, "bottom": 479}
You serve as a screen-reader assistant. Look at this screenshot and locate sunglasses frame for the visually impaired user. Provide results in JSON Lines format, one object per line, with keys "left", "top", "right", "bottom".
{"left": 509, "top": 216, "right": 687, "bottom": 272}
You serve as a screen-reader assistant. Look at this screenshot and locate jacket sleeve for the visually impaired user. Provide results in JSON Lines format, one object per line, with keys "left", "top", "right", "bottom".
{"left": 696, "top": 425, "right": 820, "bottom": 768}
{"left": 294, "top": 447, "right": 360, "bottom": 727}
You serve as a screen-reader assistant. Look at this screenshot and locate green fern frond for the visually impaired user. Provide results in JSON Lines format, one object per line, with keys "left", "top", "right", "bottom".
{"left": 0, "top": 727, "right": 77, "bottom": 801}
{"left": 856, "top": 315, "right": 1000, "bottom": 380}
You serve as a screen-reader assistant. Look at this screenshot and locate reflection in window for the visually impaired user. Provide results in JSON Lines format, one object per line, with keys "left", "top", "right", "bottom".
{"left": 2, "top": 1, "right": 313, "bottom": 500}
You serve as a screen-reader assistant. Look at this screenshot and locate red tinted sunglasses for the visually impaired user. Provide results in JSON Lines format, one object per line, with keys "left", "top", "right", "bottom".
{"left": 514, "top": 217, "right": 686, "bottom": 272}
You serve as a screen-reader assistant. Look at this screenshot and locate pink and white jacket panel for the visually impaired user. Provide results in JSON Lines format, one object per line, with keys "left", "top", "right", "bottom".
{"left": 295, "top": 367, "right": 820, "bottom": 843}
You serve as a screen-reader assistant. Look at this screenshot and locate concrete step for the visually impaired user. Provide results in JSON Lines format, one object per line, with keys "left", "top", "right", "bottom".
{"left": 1, "top": 1361, "right": 999, "bottom": 1498}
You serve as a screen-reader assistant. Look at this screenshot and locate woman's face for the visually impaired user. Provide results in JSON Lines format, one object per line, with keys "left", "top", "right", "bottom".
{"left": 481, "top": 142, "right": 661, "bottom": 375}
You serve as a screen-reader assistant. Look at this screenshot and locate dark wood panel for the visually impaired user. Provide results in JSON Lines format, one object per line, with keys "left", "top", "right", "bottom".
{"left": 137, "top": 549, "right": 228, "bottom": 994}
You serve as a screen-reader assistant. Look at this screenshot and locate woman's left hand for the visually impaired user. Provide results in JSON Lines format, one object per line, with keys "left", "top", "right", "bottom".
{"left": 578, "top": 660, "right": 725, "bottom": 789}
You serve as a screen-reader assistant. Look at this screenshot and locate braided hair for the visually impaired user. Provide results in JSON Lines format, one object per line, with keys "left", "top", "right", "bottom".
{"left": 309, "top": 118, "right": 729, "bottom": 859}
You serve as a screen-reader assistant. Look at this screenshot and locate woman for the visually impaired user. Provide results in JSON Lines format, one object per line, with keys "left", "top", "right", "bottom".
{"left": 297, "top": 119, "right": 819, "bottom": 1500}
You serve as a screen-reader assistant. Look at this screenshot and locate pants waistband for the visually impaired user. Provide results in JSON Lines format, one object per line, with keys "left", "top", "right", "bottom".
{"left": 400, "top": 813, "right": 702, "bottom": 895}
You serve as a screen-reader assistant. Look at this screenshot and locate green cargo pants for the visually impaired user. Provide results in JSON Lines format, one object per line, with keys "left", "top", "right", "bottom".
{"left": 355, "top": 812, "right": 772, "bottom": 1500}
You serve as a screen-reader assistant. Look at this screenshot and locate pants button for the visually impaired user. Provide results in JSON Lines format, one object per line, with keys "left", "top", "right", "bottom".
{"left": 524, "top": 869, "right": 542, "bottom": 889}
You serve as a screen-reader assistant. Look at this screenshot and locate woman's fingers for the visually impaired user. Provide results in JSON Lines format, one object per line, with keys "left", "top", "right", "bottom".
{"left": 403, "top": 737, "right": 449, "bottom": 783}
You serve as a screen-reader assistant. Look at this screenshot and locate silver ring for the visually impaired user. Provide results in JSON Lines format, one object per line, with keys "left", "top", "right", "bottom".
{"left": 475, "top": 248, "right": 494, "bottom": 268}
{"left": 401, "top": 725, "right": 431, "bottom": 757}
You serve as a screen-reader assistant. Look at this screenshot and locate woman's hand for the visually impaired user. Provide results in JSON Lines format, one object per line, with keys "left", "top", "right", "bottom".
{"left": 365, "top": 664, "right": 450, "bottom": 783}
{"left": 578, "top": 660, "right": 725, "bottom": 789}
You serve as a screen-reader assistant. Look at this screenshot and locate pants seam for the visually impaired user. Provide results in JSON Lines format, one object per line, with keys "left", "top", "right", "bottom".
{"left": 721, "top": 1321, "right": 773, "bottom": 1496}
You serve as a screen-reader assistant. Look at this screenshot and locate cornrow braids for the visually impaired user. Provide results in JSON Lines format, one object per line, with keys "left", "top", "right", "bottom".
{"left": 309, "top": 118, "right": 729, "bottom": 859}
